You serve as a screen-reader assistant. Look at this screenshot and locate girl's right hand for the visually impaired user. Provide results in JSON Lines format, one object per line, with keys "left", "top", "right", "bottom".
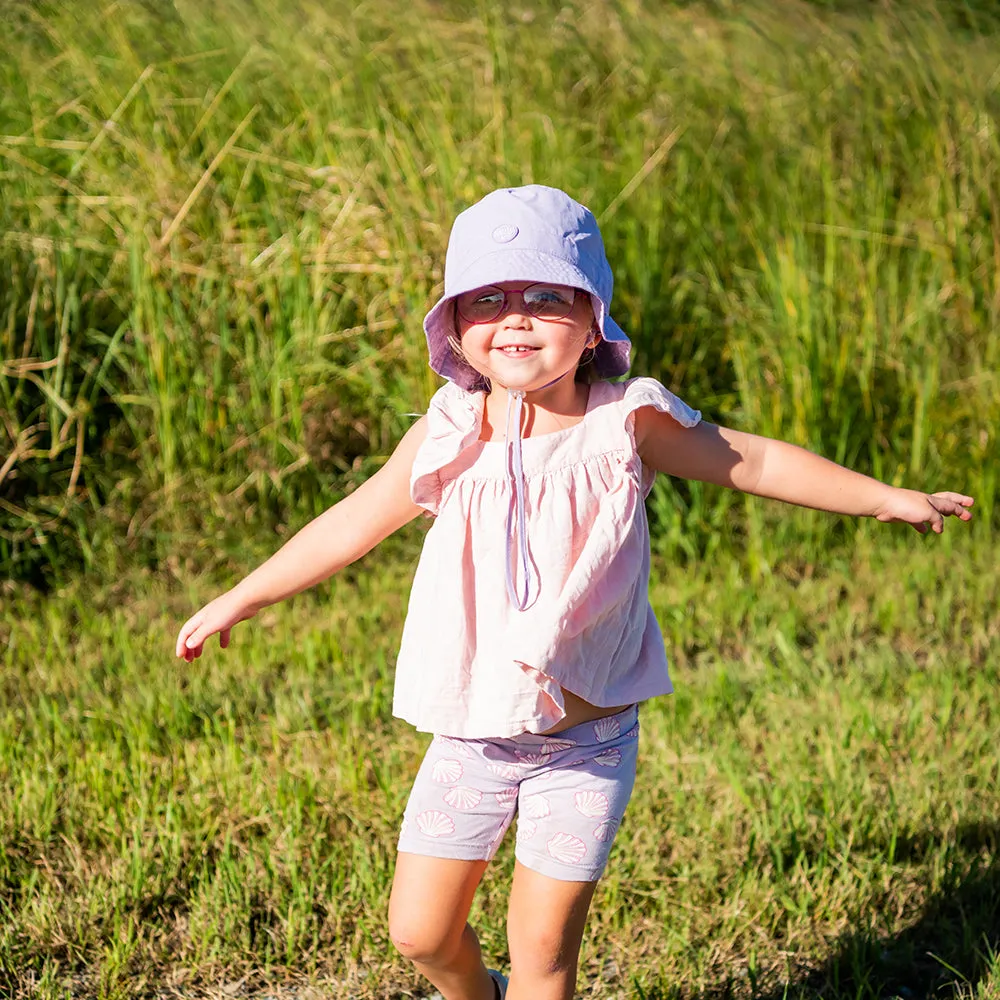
{"left": 175, "top": 591, "right": 258, "bottom": 662}
{"left": 173, "top": 414, "right": 429, "bottom": 664}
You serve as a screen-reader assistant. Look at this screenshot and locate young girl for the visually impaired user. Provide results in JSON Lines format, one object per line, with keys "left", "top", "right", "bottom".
{"left": 175, "top": 185, "right": 973, "bottom": 1000}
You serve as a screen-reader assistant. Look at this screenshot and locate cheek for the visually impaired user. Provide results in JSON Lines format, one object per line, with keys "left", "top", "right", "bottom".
{"left": 574, "top": 294, "right": 596, "bottom": 324}
{"left": 459, "top": 324, "right": 484, "bottom": 347}
{"left": 454, "top": 304, "right": 477, "bottom": 342}
{"left": 455, "top": 325, "right": 494, "bottom": 362}
{"left": 566, "top": 317, "right": 596, "bottom": 347}
{"left": 453, "top": 314, "right": 473, "bottom": 342}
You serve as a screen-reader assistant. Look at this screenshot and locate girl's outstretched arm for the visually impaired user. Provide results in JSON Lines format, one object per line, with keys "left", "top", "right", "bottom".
{"left": 635, "top": 409, "right": 974, "bottom": 533}
{"left": 175, "top": 416, "right": 428, "bottom": 662}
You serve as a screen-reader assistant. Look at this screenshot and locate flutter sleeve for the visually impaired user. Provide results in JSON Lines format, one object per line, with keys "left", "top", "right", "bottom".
{"left": 410, "top": 383, "right": 484, "bottom": 515}
{"left": 620, "top": 377, "right": 702, "bottom": 495}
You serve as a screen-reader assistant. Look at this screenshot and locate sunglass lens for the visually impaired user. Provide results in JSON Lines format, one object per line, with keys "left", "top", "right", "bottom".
{"left": 458, "top": 288, "right": 504, "bottom": 322}
{"left": 456, "top": 284, "right": 576, "bottom": 323}
{"left": 523, "top": 285, "right": 575, "bottom": 318}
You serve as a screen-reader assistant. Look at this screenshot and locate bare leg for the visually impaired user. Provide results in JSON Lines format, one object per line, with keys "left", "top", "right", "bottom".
{"left": 389, "top": 852, "right": 497, "bottom": 1000}
{"left": 505, "top": 860, "right": 598, "bottom": 1000}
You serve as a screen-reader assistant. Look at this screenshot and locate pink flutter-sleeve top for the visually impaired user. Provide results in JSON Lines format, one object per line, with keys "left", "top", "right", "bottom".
{"left": 392, "top": 377, "right": 701, "bottom": 738}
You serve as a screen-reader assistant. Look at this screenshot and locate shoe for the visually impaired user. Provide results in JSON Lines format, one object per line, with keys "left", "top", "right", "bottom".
{"left": 487, "top": 969, "right": 508, "bottom": 999}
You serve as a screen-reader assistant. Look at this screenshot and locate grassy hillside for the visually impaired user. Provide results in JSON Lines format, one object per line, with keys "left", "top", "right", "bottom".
{"left": 1, "top": 0, "right": 997, "bottom": 583}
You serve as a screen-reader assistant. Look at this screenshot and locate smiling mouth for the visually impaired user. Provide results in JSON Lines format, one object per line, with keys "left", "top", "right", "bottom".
{"left": 495, "top": 345, "right": 538, "bottom": 355}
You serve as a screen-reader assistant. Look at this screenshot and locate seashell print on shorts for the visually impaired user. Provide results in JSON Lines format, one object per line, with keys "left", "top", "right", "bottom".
{"left": 397, "top": 705, "right": 640, "bottom": 882}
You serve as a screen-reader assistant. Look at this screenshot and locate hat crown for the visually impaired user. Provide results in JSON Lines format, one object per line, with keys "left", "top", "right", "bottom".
{"left": 444, "top": 185, "right": 613, "bottom": 302}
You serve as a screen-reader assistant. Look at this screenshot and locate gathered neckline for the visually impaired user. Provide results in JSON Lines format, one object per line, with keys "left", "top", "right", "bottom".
{"left": 476, "top": 382, "right": 599, "bottom": 447}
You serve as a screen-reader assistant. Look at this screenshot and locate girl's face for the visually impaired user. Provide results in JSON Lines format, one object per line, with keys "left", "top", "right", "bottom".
{"left": 454, "top": 281, "right": 597, "bottom": 393}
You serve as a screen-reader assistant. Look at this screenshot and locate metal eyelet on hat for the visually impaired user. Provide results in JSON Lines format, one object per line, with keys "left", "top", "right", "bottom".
{"left": 491, "top": 223, "right": 518, "bottom": 243}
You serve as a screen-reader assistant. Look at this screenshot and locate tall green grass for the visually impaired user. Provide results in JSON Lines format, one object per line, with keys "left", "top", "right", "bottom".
{"left": 1, "top": 0, "right": 996, "bottom": 583}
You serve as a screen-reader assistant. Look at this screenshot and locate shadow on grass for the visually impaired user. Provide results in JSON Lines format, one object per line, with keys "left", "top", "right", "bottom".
{"left": 651, "top": 822, "right": 1000, "bottom": 1000}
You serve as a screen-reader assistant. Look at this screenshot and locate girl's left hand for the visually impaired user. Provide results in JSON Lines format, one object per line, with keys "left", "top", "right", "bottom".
{"left": 874, "top": 489, "right": 974, "bottom": 534}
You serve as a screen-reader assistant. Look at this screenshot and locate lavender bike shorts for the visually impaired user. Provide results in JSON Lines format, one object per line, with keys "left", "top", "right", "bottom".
{"left": 397, "top": 705, "right": 639, "bottom": 882}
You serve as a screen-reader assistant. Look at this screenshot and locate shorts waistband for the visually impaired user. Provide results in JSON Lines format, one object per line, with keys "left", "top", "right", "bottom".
{"left": 492, "top": 704, "right": 638, "bottom": 749}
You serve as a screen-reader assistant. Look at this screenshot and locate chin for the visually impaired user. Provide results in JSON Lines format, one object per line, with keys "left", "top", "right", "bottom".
{"left": 496, "top": 375, "right": 541, "bottom": 393}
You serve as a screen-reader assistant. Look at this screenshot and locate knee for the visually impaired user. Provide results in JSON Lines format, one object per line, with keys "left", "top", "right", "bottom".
{"left": 389, "top": 915, "right": 461, "bottom": 966}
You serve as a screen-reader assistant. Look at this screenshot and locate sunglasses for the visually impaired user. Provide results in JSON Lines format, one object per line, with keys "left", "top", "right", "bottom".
{"left": 455, "top": 283, "right": 578, "bottom": 324}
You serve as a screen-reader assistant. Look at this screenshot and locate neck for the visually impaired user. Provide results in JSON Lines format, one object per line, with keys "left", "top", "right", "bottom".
{"left": 481, "top": 376, "right": 589, "bottom": 441}
{"left": 489, "top": 368, "right": 579, "bottom": 409}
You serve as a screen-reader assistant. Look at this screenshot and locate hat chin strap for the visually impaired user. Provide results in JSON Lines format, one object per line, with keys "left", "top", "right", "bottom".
{"left": 502, "top": 366, "right": 576, "bottom": 611}
{"left": 503, "top": 388, "right": 532, "bottom": 610}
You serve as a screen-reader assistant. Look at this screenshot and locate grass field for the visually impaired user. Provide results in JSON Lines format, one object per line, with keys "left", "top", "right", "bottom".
{"left": 3, "top": 532, "right": 999, "bottom": 999}
{"left": 2, "top": 0, "right": 998, "bottom": 997}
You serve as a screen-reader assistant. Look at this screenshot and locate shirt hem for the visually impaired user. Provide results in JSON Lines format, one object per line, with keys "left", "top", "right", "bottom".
{"left": 395, "top": 688, "right": 671, "bottom": 739}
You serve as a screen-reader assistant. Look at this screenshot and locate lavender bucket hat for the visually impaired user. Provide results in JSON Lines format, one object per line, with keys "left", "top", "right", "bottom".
{"left": 423, "top": 185, "right": 632, "bottom": 391}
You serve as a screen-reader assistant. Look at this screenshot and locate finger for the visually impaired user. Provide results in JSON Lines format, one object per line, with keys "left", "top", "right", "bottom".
{"left": 176, "top": 618, "right": 200, "bottom": 658}
{"left": 946, "top": 499, "right": 974, "bottom": 519}
{"left": 943, "top": 503, "right": 974, "bottom": 520}
{"left": 925, "top": 503, "right": 945, "bottom": 534}
{"left": 185, "top": 614, "right": 223, "bottom": 650}
{"left": 931, "top": 496, "right": 973, "bottom": 520}
{"left": 931, "top": 492, "right": 974, "bottom": 506}
{"left": 220, "top": 628, "right": 231, "bottom": 649}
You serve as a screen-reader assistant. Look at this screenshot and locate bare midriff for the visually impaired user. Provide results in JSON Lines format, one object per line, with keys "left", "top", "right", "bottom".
{"left": 541, "top": 688, "right": 632, "bottom": 735}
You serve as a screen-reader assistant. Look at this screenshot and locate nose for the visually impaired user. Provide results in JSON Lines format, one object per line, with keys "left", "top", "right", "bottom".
{"left": 498, "top": 290, "right": 531, "bottom": 323}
